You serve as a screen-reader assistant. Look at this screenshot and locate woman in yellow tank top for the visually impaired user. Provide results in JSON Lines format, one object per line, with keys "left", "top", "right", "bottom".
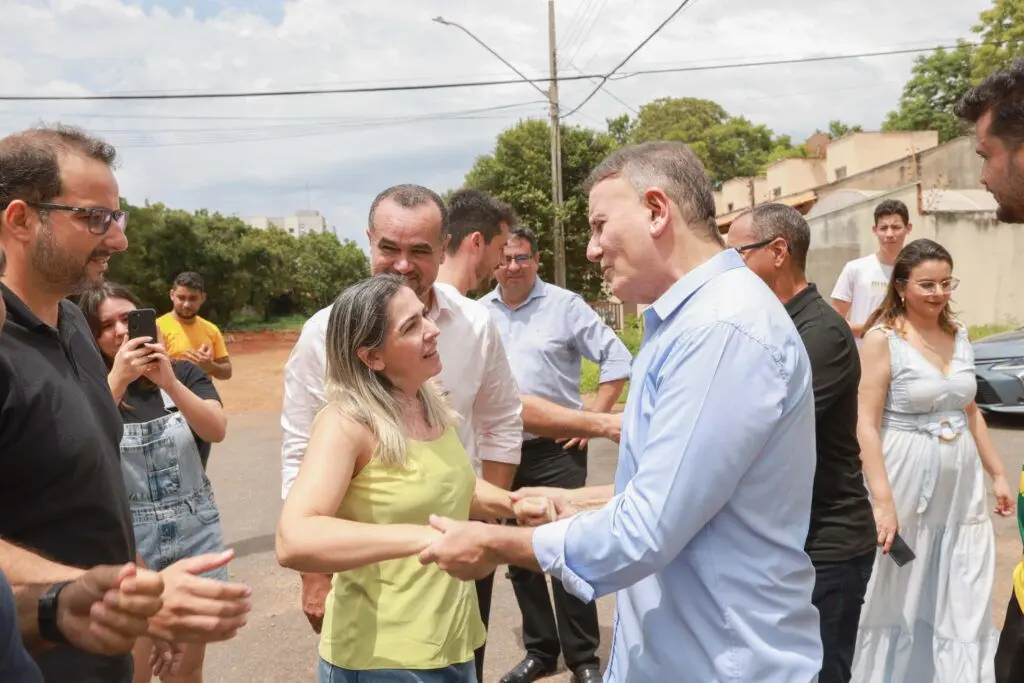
{"left": 276, "top": 274, "right": 524, "bottom": 683}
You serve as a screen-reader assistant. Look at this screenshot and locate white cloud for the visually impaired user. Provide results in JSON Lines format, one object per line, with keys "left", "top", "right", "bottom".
{"left": 0, "top": 0, "right": 991, "bottom": 247}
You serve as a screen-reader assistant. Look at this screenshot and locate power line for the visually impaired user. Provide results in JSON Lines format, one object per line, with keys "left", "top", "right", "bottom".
{"left": 0, "top": 40, "right": 994, "bottom": 103}
{"left": 561, "top": 0, "right": 697, "bottom": 118}
{"left": 567, "top": 63, "right": 638, "bottom": 114}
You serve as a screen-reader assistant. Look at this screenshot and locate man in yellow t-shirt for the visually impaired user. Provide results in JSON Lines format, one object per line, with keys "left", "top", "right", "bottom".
{"left": 156, "top": 271, "right": 232, "bottom": 381}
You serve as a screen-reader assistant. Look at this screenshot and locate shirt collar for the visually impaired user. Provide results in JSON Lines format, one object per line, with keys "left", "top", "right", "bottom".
{"left": 1, "top": 282, "right": 56, "bottom": 333}
{"left": 783, "top": 283, "right": 819, "bottom": 319}
{"left": 429, "top": 283, "right": 456, "bottom": 322}
{"left": 645, "top": 249, "right": 746, "bottom": 335}
{"left": 490, "top": 277, "right": 547, "bottom": 310}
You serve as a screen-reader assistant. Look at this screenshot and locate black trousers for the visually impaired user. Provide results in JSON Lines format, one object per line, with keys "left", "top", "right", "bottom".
{"left": 811, "top": 550, "right": 874, "bottom": 683}
{"left": 508, "top": 438, "right": 600, "bottom": 671}
{"left": 473, "top": 571, "right": 495, "bottom": 682}
{"left": 996, "top": 588, "right": 1024, "bottom": 683}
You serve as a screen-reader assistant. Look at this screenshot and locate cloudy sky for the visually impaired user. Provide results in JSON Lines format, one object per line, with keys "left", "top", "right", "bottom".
{"left": 3, "top": 0, "right": 991, "bottom": 248}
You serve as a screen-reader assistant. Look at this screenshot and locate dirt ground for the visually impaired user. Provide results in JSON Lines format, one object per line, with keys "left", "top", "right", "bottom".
{"left": 217, "top": 331, "right": 298, "bottom": 413}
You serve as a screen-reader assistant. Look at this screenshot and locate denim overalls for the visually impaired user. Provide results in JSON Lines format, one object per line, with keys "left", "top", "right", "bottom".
{"left": 120, "top": 390, "right": 227, "bottom": 580}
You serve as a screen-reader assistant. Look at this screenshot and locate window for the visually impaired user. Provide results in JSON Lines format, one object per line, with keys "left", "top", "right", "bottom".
{"left": 835, "top": 166, "right": 847, "bottom": 180}
{"left": 772, "top": 187, "right": 782, "bottom": 198}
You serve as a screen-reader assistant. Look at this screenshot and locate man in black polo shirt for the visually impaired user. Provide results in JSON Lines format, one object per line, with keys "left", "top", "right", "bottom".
{"left": 727, "top": 204, "right": 882, "bottom": 683}
{"left": 0, "top": 246, "right": 167, "bottom": 682}
{"left": 0, "top": 124, "right": 251, "bottom": 683}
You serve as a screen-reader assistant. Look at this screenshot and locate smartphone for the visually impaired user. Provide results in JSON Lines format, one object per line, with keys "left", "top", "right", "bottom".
{"left": 127, "top": 308, "right": 158, "bottom": 342}
{"left": 888, "top": 533, "right": 916, "bottom": 567}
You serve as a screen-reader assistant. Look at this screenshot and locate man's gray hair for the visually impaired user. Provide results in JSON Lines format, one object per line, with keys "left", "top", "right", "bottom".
{"left": 746, "top": 203, "right": 811, "bottom": 271}
{"left": 367, "top": 184, "right": 449, "bottom": 241}
{"left": 584, "top": 141, "right": 720, "bottom": 243}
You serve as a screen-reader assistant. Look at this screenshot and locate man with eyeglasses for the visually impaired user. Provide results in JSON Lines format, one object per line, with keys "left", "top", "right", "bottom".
{"left": 0, "top": 124, "right": 251, "bottom": 683}
{"left": 480, "top": 226, "right": 631, "bottom": 683}
{"left": 727, "top": 204, "right": 879, "bottom": 683}
{"left": 830, "top": 199, "right": 913, "bottom": 344}
{"left": 957, "top": 58, "right": 1024, "bottom": 683}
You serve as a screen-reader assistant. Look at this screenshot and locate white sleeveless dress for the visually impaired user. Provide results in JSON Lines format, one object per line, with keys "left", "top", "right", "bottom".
{"left": 852, "top": 325, "right": 998, "bottom": 682}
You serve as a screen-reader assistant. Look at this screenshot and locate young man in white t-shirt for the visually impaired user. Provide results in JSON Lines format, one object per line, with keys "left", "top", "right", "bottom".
{"left": 830, "top": 199, "right": 912, "bottom": 341}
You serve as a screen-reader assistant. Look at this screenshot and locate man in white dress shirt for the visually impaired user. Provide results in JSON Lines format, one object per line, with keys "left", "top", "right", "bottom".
{"left": 279, "top": 184, "right": 523, "bottom": 680}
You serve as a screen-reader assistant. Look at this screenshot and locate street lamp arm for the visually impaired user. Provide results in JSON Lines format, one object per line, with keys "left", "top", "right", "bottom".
{"left": 433, "top": 16, "right": 550, "bottom": 99}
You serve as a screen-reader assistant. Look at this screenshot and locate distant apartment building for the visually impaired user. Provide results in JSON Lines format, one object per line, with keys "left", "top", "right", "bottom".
{"left": 245, "top": 210, "right": 328, "bottom": 236}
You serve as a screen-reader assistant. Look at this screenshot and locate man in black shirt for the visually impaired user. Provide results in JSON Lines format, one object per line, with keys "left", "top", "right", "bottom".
{"left": 0, "top": 124, "right": 251, "bottom": 683}
{"left": 728, "top": 204, "right": 880, "bottom": 683}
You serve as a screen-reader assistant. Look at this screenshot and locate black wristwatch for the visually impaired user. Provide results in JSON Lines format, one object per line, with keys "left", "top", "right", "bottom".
{"left": 38, "top": 580, "right": 72, "bottom": 645}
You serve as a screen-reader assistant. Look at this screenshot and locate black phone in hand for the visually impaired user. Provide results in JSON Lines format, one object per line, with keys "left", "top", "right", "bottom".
{"left": 888, "top": 533, "right": 916, "bottom": 567}
{"left": 127, "top": 308, "right": 158, "bottom": 342}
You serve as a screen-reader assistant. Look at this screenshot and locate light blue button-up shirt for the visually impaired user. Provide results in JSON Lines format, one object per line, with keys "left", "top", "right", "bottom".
{"left": 532, "top": 250, "right": 822, "bottom": 682}
{"left": 480, "top": 279, "right": 632, "bottom": 438}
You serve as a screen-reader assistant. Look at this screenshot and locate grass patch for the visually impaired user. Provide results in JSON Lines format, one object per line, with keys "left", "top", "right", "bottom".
{"left": 580, "top": 316, "right": 643, "bottom": 402}
{"left": 226, "top": 314, "right": 308, "bottom": 332}
{"left": 969, "top": 323, "right": 1018, "bottom": 341}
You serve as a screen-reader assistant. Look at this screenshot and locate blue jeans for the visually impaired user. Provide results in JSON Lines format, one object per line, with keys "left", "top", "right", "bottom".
{"left": 317, "top": 659, "right": 477, "bottom": 683}
{"left": 812, "top": 550, "right": 875, "bottom": 683}
{"left": 122, "top": 411, "right": 228, "bottom": 580}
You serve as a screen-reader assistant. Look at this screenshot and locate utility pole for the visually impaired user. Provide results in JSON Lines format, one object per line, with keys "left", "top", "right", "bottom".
{"left": 434, "top": 8, "right": 567, "bottom": 288}
{"left": 547, "top": 0, "right": 567, "bottom": 288}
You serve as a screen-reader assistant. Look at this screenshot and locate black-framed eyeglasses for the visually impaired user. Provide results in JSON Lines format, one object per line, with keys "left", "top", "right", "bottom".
{"left": 27, "top": 201, "right": 128, "bottom": 235}
{"left": 734, "top": 236, "right": 790, "bottom": 254}
{"left": 499, "top": 254, "right": 533, "bottom": 267}
{"left": 734, "top": 237, "right": 774, "bottom": 253}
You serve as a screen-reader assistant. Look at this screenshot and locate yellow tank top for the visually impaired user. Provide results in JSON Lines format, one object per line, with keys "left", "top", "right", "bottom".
{"left": 319, "top": 427, "right": 485, "bottom": 670}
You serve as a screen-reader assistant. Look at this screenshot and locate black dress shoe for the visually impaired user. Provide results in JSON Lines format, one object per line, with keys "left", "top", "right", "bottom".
{"left": 571, "top": 666, "right": 602, "bottom": 683}
{"left": 499, "top": 655, "right": 557, "bottom": 683}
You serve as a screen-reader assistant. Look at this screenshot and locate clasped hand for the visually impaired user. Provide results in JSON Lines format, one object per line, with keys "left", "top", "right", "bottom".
{"left": 419, "top": 488, "right": 578, "bottom": 581}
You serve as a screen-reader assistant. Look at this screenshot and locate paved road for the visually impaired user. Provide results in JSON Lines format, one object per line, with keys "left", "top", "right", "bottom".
{"left": 202, "top": 406, "right": 1024, "bottom": 683}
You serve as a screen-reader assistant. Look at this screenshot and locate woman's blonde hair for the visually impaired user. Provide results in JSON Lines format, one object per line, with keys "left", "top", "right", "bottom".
{"left": 323, "top": 274, "right": 457, "bottom": 467}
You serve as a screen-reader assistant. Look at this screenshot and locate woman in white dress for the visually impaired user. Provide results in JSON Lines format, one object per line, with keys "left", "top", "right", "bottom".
{"left": 852, "top": 238, "right": 1015, "bottom": 683}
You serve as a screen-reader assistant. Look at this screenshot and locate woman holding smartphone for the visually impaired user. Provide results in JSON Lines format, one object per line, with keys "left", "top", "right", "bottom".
{"left": 76, "top": 281, "right": 229, "bottom": 683}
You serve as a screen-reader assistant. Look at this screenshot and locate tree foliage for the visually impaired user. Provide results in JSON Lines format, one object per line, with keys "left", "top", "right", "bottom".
{"left": 882, "top": 0, "right": 1024, "bottom": 142}
{"left": 621, "top": 97, "right": 800, "bottom": 186}
{"left": 106, "top": 201, "right": 369, "bottom": 326}
{"left": 463, "top": 119, "right": 617, "bottom": 301}
{"left": 882, "top": 41, "right": 976, "bottom": 143}
{"left": 972, "top": 0, "right": 1024, "bottom": 82}
{"left": 821, "top": 120, "right": 864, "bottom": 139}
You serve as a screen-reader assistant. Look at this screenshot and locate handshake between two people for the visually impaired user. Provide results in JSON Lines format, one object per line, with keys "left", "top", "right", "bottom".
{"left": 47, "top": 549, "right": 250, "bottom": 677}
{"left": 417, "top": 487, "right": 582, "bottom": 582}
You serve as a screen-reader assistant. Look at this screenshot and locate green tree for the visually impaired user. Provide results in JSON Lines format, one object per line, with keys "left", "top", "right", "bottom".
{"left": 622, "top": 97, "right": 797, "bottom": 186}
{"left": 463, "top": 119, "right": 617, "bottom": 300}
{"left": 627, "top": 97, "right": 729, "bottom": 144}
{"left": 820, "top": 120, "right": 863, "bottom": 139}
{"left": 292, "top": 231, "right": 371, "bottom": 312}
{"left": 882, "top": 41, "right": 976, "bottom": 143}
{"left": 107, "top": 200, "right": 370, "bottom": 325}
{"left": 972, "top": 0, "right": 1024, "bottom": 82}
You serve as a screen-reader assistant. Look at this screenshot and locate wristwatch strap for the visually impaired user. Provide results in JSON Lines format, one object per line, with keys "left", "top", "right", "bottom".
{"left": 38, "top": 580, "right": 72, "bottom": 645}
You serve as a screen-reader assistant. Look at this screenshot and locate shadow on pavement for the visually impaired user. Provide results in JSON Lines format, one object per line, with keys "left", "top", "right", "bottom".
{"left": 230, "top": 533, "right": 277, "bottom": 560}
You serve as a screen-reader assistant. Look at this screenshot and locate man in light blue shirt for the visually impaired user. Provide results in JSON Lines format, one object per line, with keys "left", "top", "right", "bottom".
{"left": 421, "top": 140, "right": 822, "bottom": 682}
{"left": 480, "top": 225, "right": 631, "bottom": 683}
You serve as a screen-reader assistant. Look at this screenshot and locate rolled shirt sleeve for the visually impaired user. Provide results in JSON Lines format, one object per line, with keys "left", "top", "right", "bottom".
{"left": 568, "top": 296, "right": 632, "bottom": 384}
{"left": 472, "top": 318, "right": 523, "bottom": 465}
{"left": 279, "top": 311, "right": 328, "bottom": 499}
{"left": 532, "top": 322, "right": 788, "bottom": 600}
